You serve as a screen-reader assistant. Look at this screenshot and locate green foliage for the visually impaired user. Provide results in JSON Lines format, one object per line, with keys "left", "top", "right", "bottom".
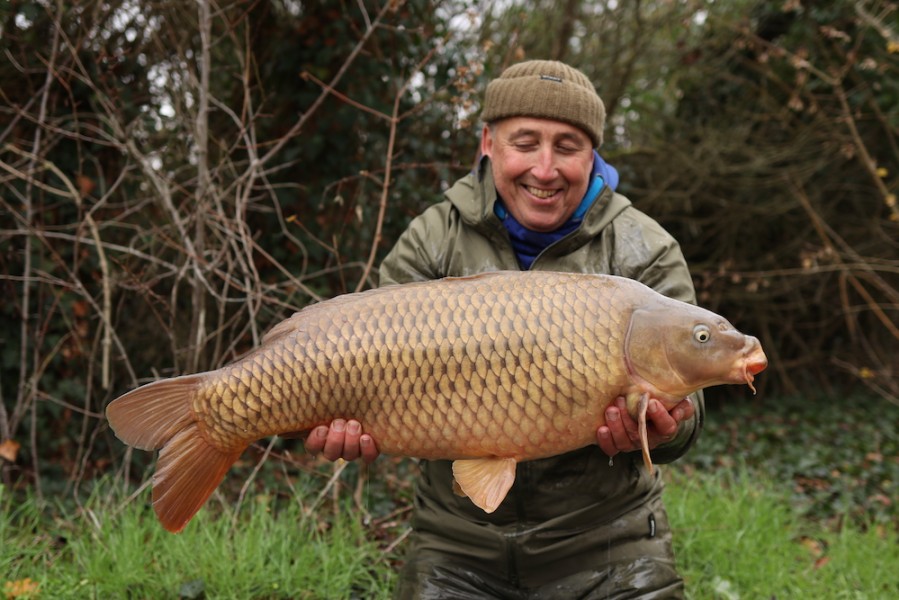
{"left": 4, "top": 450, "right": 898, "bottom": 598}
{"left": 667, "top": 391, "right": 899, "bottom": 595}
{"left": 681, "top": 393, "right": 899, "bottom": 528}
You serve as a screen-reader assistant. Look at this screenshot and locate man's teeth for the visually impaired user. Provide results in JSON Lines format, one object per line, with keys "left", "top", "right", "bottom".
{"left": 526, "top": 185, "right": 556, "bottom": 199}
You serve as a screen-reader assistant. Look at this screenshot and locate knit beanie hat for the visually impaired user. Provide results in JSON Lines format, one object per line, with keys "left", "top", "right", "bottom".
{"left": 482, "top": 60, "right": 606, "bottom": 147}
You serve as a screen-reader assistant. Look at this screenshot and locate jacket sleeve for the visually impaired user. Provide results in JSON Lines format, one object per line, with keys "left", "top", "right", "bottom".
{"left": 379, "top": 203, "right": 452, "bottom": 287}
{"left": 611, "top": 206, "right": 705, "bottom": 465}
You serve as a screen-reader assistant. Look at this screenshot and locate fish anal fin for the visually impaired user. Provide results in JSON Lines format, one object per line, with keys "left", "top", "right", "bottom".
{"left": 152, "top": 424, "right": 245, "bottom": 533}
{"left": 451, "top": 457, "right": 517, "bottom": 514}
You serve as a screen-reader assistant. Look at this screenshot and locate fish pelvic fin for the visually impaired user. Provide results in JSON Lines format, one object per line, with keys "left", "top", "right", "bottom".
{"left": 106, "top": 375, "right": 244, "bottom": 533}
{"left": 451, "top": 457, "right": 517, "bottom": 514}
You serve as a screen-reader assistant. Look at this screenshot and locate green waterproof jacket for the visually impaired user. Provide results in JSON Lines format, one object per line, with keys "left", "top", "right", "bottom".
{"left": 378, "top": 158, "right": 704, "bottom": 589}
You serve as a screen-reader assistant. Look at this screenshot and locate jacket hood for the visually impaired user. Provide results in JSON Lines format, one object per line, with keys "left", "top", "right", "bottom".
{"left": 444, "top": 156, "right": 633, "bottom": 252}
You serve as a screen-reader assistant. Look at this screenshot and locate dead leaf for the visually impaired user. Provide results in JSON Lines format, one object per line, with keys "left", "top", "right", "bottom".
{"left": 799, "top": 535, "right": 826, "bottom": 558}
{"left": 869, "top": 493, "right": 892, "bottom": 507}
{"left": 0, "top": 439, "right": 21, "bottom": 463}
{"left": 76, "top": 175, "right": 95, "bottom": 198}
{"left": 72, "top": 300, "right": 90, "bottom": 319}
{"left": 4, "top": 577, "right": 40, "bottom": 599}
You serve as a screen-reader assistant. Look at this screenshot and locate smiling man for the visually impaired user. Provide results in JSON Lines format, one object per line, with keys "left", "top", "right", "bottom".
{"left": 307, "top": 60, "right": 702, "bottom": 599}
{"left": 485, "top": 117, "right": 593, "bottom": 232}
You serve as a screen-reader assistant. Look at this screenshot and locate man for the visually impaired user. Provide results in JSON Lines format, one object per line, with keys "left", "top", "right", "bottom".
{"left": 306, "top": 60, "right": 700, "bottom": 598}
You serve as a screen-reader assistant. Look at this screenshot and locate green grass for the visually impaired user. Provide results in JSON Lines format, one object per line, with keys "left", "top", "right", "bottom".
{"left": 666, "top": 469, "right": 899, "bottom": 599}
{"left": 5, "top": 471, "right": 896, "bottom": 599}
{"left": 1, "top": 483, "right": 395, "bottom": 599}
{"left": 668, "top": 392, "right": 899, "bottom": 599}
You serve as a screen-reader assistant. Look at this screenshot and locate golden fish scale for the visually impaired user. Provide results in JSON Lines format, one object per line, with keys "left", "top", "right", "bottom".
{"left": 191, "top": 273, "right": 631, "bottom": 459}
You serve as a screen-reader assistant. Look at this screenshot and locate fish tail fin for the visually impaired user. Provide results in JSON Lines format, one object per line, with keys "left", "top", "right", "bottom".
{"left": 106, "top": 375, "right": 245, "bottom": 533}
{"left": 152, "top": 424, "right": 244, "bottom": 533}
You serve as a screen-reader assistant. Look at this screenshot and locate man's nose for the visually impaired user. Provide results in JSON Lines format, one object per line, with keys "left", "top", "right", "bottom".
{"left": 530, "top": 147, "right": 558, "bottom": 180}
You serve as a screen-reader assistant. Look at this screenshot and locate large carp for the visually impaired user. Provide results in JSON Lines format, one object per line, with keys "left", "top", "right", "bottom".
{"left": 107, "top": 271, "right": 767, "bottom": 533}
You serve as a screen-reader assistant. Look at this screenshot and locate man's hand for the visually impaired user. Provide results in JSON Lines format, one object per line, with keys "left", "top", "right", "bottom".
{"left": 304, "top": 419, "right": 380, "bottom": 464}
{"left": 596, "top": 396, "right": 694, "bottom": 458}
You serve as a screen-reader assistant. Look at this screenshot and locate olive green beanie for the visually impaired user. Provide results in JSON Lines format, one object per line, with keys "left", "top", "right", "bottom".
{"left": 482, "top": 60, "right": 606, "bottom": 148}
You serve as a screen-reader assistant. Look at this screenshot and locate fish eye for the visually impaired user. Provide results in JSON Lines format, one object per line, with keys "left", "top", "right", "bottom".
{"left": 693, "top": 325, "right": 711, "bottom": 343}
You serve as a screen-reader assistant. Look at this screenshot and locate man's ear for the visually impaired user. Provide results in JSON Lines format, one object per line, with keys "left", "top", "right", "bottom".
{"left": 480, "top": 123, "right": 493, "bottom": 158}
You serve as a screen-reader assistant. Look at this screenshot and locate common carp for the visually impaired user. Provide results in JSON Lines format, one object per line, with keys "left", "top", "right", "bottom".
{"left": 106, "top": 271, "right": 767, "bottom": 533}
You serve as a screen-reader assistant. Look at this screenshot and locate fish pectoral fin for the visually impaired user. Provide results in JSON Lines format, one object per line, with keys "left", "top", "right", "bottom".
{"left": 636, "top": 392, "right": 654, "bottom": 475}
{"left": 451, "top": 458, "right": 517, "bottom": 514}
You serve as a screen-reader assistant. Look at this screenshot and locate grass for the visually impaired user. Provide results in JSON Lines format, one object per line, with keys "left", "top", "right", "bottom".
{"left": 4, "top": 473, "right": 896, "bottom": 600}
{"left": 668, "top": 391, "right": 899, "bottom": 599}
{"left": 1, "top": 483, "right": 396, "bottom": 599}
{"left": 666, "top": 469, "right": 899, "bottom": 599}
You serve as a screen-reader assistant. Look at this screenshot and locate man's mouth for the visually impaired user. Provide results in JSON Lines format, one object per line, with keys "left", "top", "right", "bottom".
{"left": 524, "top": 185, "right": 558, "bottom": 199}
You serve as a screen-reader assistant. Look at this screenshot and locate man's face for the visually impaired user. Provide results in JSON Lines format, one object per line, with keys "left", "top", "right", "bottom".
{"left": 481, "top": 117, "right": 594, "bottom": 232}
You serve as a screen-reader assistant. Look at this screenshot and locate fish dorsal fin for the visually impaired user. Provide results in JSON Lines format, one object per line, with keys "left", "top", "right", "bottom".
{"left": 451, "top": 457, "right": 517, "bottom": 513}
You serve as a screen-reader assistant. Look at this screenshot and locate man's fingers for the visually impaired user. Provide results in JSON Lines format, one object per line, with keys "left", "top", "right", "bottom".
{"left": 605, "top": 406, "right": 635, "bottom": 451}
{"left": 613, "top": 398, "right": 637, "bottom": 431}
{"left": 600, "top": 396, "right": 695, "bottom": 457}
{"left": 359, "top": 434, "right": 379, "bottom": 464}
{"left": 597, "top": 425, "right": 618, "bottom": 457}
{"left": 322, "top": 419, "right": 348, "bottom": 461}
{"left": 671, "top": 397, "right": 694, "bottom": 423}
{"left": 340, "top": 420, "right": 363, "bottom": 462}
{"left": 304, "top": 425, "right": 329, "bottom": 454}
{"left": 305, "top": 419, "right": 380, "bottom": 463}
{"left": 647, "top": 400, "right": 678, "bottom": 439}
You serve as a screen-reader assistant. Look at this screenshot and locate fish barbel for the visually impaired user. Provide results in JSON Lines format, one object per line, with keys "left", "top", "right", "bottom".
{"left": 106, "top": 271, "right": 767, "bottom": 532}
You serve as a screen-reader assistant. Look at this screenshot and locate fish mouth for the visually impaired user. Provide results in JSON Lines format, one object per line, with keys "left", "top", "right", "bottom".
{"left": 741, "top": 340, "right": 768, "bottom": 394}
